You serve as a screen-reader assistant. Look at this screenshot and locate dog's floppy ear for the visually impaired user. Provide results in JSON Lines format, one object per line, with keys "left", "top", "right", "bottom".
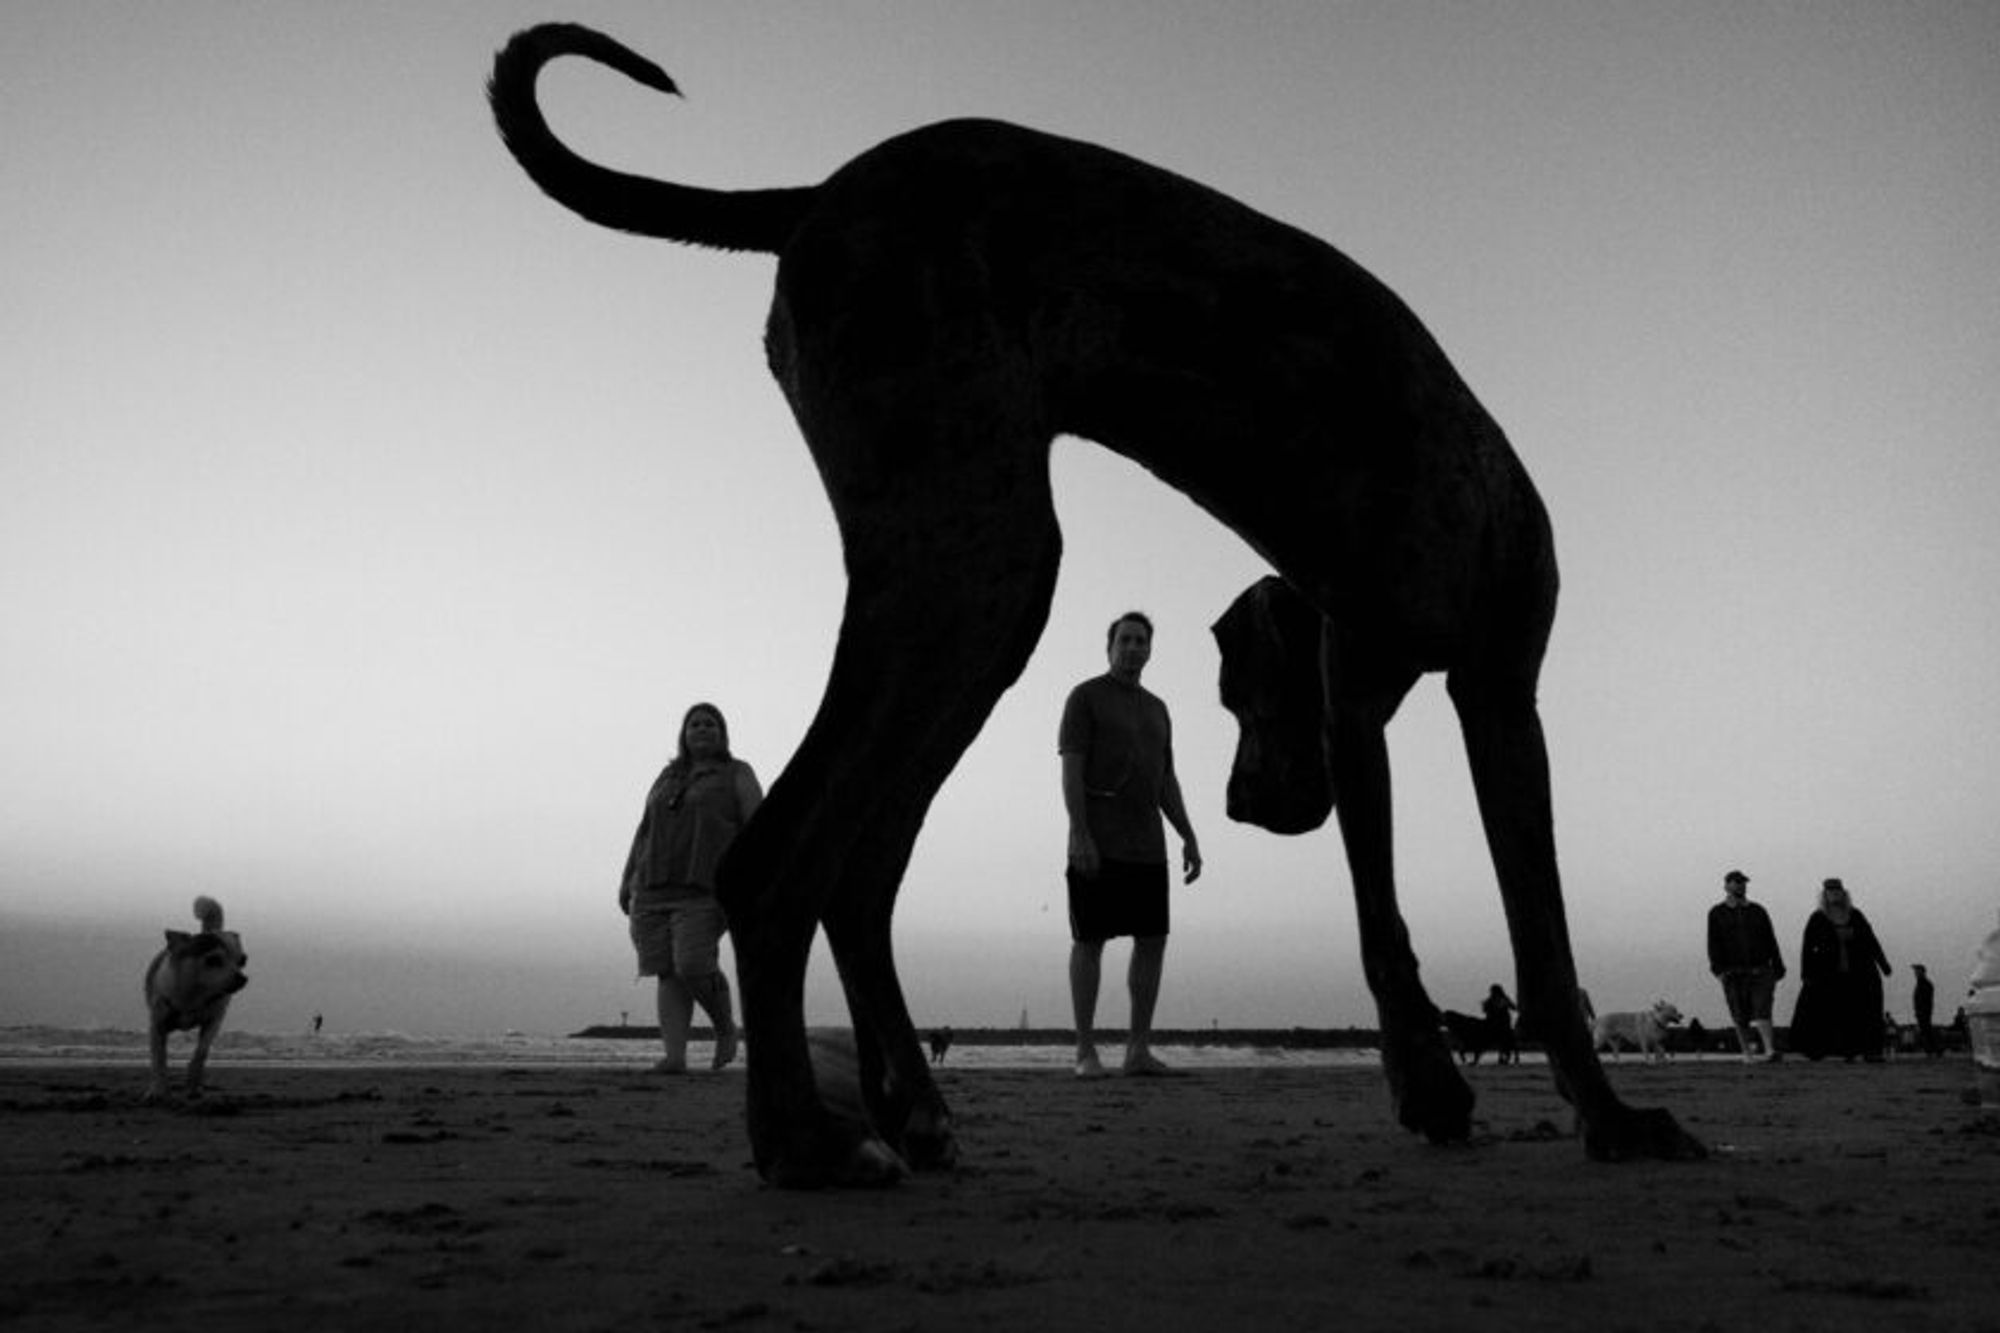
{"left": 1214, "top": 576, "right": 1325, "bottom": 722}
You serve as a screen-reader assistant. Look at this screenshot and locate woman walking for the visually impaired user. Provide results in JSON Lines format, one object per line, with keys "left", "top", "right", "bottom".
{"left": 619, "top": 702, "right": 762, "bottom": 1071}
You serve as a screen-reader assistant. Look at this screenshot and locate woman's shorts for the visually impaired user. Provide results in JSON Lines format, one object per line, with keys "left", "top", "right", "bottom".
{"left": 1067, "top": 858, "right": 1170, "bottom": 943}
{"left": 629, "top": 885, "right": 726, "bottom": 980}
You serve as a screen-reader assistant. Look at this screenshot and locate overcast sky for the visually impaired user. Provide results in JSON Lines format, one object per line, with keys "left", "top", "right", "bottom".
{"left": 5, "top": 3, "right": 1997, "bottom": 1038}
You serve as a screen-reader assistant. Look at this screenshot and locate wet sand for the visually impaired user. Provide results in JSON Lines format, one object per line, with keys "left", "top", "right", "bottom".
{"left": 2, "top": 1056, "right": 1995, "bottom": 1331}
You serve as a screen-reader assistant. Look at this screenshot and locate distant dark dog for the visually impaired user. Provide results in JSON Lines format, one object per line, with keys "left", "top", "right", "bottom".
{"left": 928, "top": 1027, "right": 953, "bottom": 1064}
{"left": 143, "top": 896, "right": 248, "bottom": 1100}
{"left": 1441, "top": 1010, "right": 1516, "bottom": 1065}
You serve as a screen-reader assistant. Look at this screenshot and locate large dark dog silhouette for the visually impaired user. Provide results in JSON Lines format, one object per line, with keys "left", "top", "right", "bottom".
{"left": 490, "top": 23, "right": 1702, "bottom": 1186}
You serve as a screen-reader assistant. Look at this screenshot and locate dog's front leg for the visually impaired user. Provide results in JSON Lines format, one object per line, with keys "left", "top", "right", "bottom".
{"left": 1326, "top": 657, "right": 1474, "bottom": 1144}
{"left": 185, "top": 1014, "right": 224, "bottom": 1097}
{"left": 1449, "top": 666, "right": 1704, "bottom": 1161}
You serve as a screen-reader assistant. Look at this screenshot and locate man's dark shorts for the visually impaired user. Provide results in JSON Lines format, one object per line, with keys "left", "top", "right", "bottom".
{"left": 1067, "top": 859, "right": 1169, "bottom": 943}
{"left": 1719, "top": 968, "right": 1777, "bottom": 1025}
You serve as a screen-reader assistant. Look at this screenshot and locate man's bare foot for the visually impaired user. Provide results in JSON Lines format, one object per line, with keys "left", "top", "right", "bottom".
{"left": 652, "top": 1056, "right": 688, "bottom": 1074}
{"left": 1122, "top": 1050, "right": 1178, "bottom": 1077}
{"left": 1074, "top": 1050, "right": 1109, "bottom": 1079}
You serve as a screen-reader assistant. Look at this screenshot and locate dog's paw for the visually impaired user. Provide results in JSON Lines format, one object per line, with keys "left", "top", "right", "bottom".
{"left": 837, "top": 1137, "right": 909, "bottom": 1187}
{"left": 752, "top": 1088, "right": 911, "bottom": 1190}
{"left": 1385, "top": 1043, "right": 1476, "bottom": 1144}
{"left": 1398, "top": 1077, "right": 1476, "bottom": 1145}
{"left": 1582, "top": 1104, "right": 1707, "bottom": 1162}
{"left": 898, "top": 1102, "right": 958, "bottom": 1172}
{"left": 761, "top": 1132, "right": 909, "bottom": 1190}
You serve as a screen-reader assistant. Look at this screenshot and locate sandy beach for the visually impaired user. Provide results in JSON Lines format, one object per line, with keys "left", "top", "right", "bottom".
{"left": 3, "top": 1055, "right": 1996, "bottom": 1332}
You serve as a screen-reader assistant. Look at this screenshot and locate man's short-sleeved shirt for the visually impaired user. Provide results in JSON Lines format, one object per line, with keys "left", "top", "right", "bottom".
{"left": 1059, "top": 674, "right": 1172, "bottom": 864}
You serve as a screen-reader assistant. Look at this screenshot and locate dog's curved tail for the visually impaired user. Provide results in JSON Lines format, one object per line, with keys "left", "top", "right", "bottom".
{"left": 488, "top": 24, "right": 813, "bottom": 254}
{"left": 193, "top": 896, "right": 225, "bottom": 933}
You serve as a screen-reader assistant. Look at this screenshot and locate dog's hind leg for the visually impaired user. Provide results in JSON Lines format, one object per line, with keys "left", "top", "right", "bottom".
{"left": 850, "top": 507, "right": 1059, "bottom": 1167}
{"left": 720, "top": 370, "right": 1061, "bottom": 1185}
{"left": 817, "top": 614, "right": 1052, "bottom": 1178}
{"left": 717, "top": 812, "right": 846, "bottom": 1183}
{"left": 820, "top": 806, "right": 973, "bottom": 1172}
{"left": 814, "top": 513, "right": 1057, "bottom": 1172}
{"left": 1324, "top": 636, "right": 1475, "bottom": 1143}
{"left": 1448, "top": 661, "right": 1705, "bottom": 1161}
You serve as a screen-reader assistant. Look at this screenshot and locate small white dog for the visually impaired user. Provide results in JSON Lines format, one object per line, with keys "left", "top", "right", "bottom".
{"left": 143, "top": 896, "right": 249, "bottom": 1100}
{"left": 1591, "top": 1000, "right": 1682, "bottom": 1062}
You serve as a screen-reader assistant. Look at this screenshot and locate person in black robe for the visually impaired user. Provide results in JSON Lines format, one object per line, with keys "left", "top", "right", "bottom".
{"left": 1788, "top": 878, "right": 1893, "bottom": 1062}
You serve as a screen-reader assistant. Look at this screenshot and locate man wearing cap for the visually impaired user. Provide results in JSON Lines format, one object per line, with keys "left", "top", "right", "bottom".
{"left": 1707, "top": 869, "right": 1786, "bottom": 1062}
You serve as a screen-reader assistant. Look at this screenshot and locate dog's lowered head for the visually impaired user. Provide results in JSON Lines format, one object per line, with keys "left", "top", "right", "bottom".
{"left": 167, "top": 895, "right": 249, "bottom": 1004}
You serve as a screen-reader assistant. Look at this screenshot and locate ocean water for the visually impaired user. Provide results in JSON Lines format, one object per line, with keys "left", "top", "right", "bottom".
{"left": 0, "top": 1025, "right": 1383, "bottom": 1071}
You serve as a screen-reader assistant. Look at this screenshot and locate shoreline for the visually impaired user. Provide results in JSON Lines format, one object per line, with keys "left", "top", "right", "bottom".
{"left": 568, "top": 1021, "right": 1974, "bottom": 1057}
{"left": 571, "top": 1022, "right": 1387, "bottom": 1048}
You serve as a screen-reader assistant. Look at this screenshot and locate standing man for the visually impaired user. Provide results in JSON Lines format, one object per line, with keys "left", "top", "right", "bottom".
{"left": 1706, "top": 868, "right": 1786, "bottom": 1063}
{"left": 1061, "top": 611, "right": 1202, "bottom": 1078}
{"left": 1911, "top": 964, "right": 1939, "bottom": 1057}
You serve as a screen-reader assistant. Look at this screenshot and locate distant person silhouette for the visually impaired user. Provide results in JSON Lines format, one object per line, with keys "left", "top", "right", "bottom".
{"left": 928, "top": 1027, "right": 953, "bottom": 1064}
{"left": 1911, "top": 964, "right": 1940, "bottom": 1057}
{"left": 1061, "top": 612, "right": 1202, "bottom": 1078}
{"left": 311, "top": 1012, "right": 323, "bottom": 1036}
{"left": 1788, "top": 878, "right": 1892, "bottom": 1062}
{"left": 1706, "top": 869, "right": 1786, "bottom": 1062}
{"left": 620, "top": 702, "right": 761, "bottom": 1073}
{"left": 1482, "top": 984, "right": 1519, "bottom": 1063}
